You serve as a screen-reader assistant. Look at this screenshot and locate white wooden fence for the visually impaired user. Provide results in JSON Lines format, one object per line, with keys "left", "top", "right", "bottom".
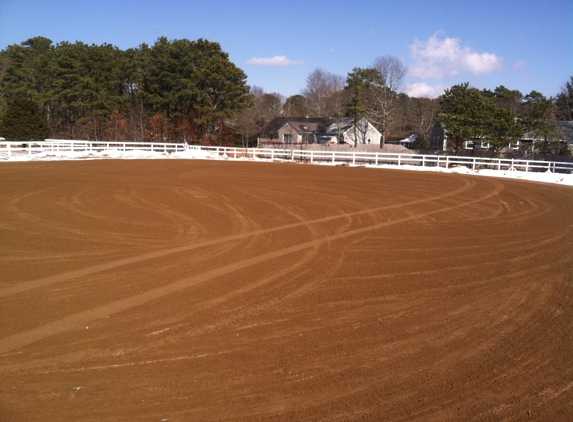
{"left": 1, "top": 140, "right": 572, "bottom": 174}
{"left": 0, "top": 140, "right": 185, "bottom": 155}
{"left": 204, "top": 146, "right": 573, "bottom": 174}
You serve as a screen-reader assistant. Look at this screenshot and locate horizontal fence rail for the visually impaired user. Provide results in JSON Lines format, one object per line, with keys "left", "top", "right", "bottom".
{"left": 1, "top": 140, "right": 572, "bottom": 174}
{"left": 203, "top": 146, "right": 573, "bottom": 174}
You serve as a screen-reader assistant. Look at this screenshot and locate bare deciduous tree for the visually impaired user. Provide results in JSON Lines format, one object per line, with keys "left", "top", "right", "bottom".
{"left": 302, "top": 68, "right": 345, "bottom": 117}
{"left": 345, "top": 56, "right": 407, "bottom": 145}
{"left": 227, "top": 86, "right": 284, "bottom": 147}
{"left": 366, "top": 56, "right": 407, "bottom": 144}
{"left": 283, "top": 95, "right": 308, "bottom": 117}
{"left": 411, "top": 97, "right": 439, "bottom": 136}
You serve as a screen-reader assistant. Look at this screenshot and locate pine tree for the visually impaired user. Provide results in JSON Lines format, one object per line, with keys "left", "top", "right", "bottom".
{"left": 555, "top": 76, "right": 573, "bottom": 121}
{"left": 437, "top": 83, "right": 495, "bottom": 153}
{"left": 523, "top": 93, "right": 561, "bottom": 156}
{"left": 0, "top": 97, "right": 50, "bottom": 141}
{"left": 436, "top": 83, "right": 524, "bottom": 155}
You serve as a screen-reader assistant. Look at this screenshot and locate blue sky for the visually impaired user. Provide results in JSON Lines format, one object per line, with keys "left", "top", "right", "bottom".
{"left": 0, "top": 0, "right": 571, "bottom": 99}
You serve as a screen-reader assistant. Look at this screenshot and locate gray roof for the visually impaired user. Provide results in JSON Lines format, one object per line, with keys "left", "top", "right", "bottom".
{"left": 326, "top": 117, "right": 355, "bottom": 134}
{"left": 260, "top": 117, "right": 334, "bottom": 135}
{"left": 260, "top": 116, "right": 378, "bottom": 137}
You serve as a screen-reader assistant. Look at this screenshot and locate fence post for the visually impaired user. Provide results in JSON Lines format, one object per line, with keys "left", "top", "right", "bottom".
{"left": 398, "top": 154, "right": 401, "bottom": 166}
{"left": 311, "top": 151, "right": 314, "bottom": 163}
{"left": 472, "top": 158, "right": 476, "bottom": 171}
{"left": 7, "top": 143, "right": 10, "bottom": 156}
{"left": 445, "top": 156, "right": 449, "bottom": 168}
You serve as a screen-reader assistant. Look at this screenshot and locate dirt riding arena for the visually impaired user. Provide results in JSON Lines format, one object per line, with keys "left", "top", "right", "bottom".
{"left": 1, "top": 160, "right": 572, "bottom": 421}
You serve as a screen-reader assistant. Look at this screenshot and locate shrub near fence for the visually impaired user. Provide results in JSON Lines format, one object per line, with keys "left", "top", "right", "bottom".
{"left": 1, "top": 141, "right": 572, "bottom": 174}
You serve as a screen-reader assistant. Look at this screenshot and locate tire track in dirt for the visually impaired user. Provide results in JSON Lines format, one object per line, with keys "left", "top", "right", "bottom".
{"left": 141, "top": 185, "right": 339, "bottom": 346}
{"left": 0, "top": 178, "right": 477, "bottom": 298}
{"left": 25, "top": 251, "right": 348, "bottom": 374}
{"left": 340, "top": 229, "right": 569, "bottom": 276}
{"left": 0, "top": 179, "right": 504, "bottom": 354}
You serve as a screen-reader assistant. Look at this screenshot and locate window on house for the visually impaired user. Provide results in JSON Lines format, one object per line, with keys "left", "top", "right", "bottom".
{"left": 283, "top": 134, "right": 292, "bottom": 144}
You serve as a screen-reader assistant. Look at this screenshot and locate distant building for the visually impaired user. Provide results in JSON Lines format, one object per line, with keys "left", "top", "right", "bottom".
{"left": 428, "top": 122, "right": 447, "bottom": 151}
{"left": 385, "top": 132, "right": 418, "bottom": 149}
{"left": 258, "top": 117, "right": 382, "bottom": 147}
{"left": 428, "top": 119, "right": 573, "bottom": 153}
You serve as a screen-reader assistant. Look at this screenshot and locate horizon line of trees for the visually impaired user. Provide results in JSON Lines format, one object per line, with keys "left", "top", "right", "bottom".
{"left": 1, "top": 36, "right": 572, "bottom": 153}
{"left": 0, "top": 36, "right": 252, "bottom": 144}
{"left": 235, "top": 70, "right": 572, "bottom": 154}
{"left": 437, "top": 82, "right": 572, "bottom": 155}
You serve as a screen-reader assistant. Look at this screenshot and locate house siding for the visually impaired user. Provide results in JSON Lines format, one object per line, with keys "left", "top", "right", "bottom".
{"left": 259, "top": 117, "right": 382, "bottom": 147}
{"left": 277, "top": 123, "right": 301, "bottom": 144}
{"left": 342, "top": 119, "right": 381, "bottom": 145}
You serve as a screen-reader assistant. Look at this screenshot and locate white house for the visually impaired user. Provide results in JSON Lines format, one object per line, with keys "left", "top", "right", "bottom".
{"left": 258, "top": 117, "right": 382, "bottom": 147}
{"left": 325, "top": 118, "right": 382, "bottom": 146}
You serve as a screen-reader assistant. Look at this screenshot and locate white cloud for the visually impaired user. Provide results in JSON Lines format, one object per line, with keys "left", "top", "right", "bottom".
{"left": 404, "top": 82, "right": 448, "bottom": 98}
{"left": 511, "top": 59, "right": 526, "bottom": 71}
{"left": 246, "top": 56, "right": 305, "bottom": 66}
{"left": 408, "top": 33, "right": 503, "bottom": 79}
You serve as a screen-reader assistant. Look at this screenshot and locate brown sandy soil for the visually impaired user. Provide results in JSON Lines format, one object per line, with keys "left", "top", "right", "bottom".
{"left": 0, "top": 160, "right": 572, "bottom": 421}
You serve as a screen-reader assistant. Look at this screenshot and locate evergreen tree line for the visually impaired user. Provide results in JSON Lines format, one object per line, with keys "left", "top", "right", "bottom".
{"left": 437, "top": 82, "right": 572, "bottom": 155}
{"left": 1, "top": 36, "right": 572, "bottom": 153}
{"left": 0, "top": 36, "right": 252, "bottom": 143}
